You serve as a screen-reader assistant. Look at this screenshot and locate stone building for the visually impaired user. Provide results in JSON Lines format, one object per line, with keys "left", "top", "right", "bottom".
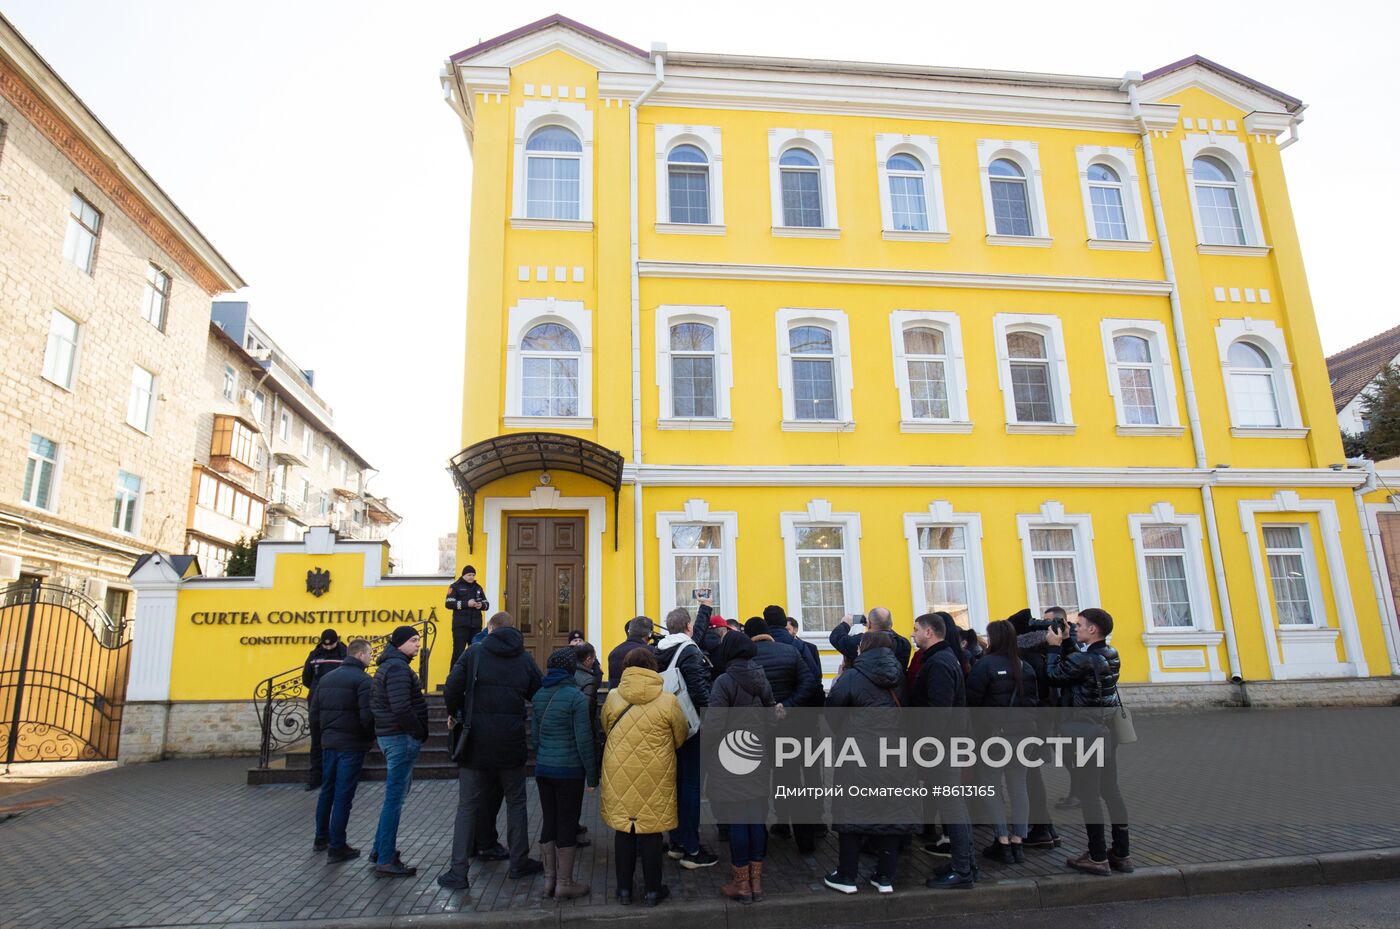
{"left": 0, "top": 14, "right": 243, "bottom": 622}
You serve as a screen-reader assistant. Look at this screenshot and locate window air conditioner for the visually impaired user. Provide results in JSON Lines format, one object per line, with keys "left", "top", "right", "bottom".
{"left": 83, "top": 577, "right": 108, "bottom": 602}
{"left": 0, "top": 553, "right": 20, "bottom": 581}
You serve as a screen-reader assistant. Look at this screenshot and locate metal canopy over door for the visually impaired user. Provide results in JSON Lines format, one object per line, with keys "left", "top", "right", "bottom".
{"left": 505, "top": 517, "right": 584, "bottom": 668}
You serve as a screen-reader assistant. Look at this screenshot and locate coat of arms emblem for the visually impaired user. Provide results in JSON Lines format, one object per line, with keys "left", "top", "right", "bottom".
{"left": 306, "top": 568, "right": 331, "bottom": 597}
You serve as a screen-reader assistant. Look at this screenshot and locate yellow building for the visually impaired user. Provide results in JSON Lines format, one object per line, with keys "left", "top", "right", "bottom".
{"left": 441, "top": 15, "right": 1400, "bottom": 700}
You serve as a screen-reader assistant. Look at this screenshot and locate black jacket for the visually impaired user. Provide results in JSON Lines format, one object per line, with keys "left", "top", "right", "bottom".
{"left": 654, "top": 634, "right": 712, "bottom": 709}
{"left": 692, "top": 603, "right": 724, "bottom": 666}
{"left": 966, "top": 654, "right": 1038, "bottom": 709}
{"left": 444, "top": 626, "right": 542, "bottom": 769}
{"left": 309, "top": 655, "right": 376, "bottom": 752}
{"left": 371, "top": 644, "right": 429, "bottom": 741}
{"left": 710, "top": 658, "right": 775, "bottom": 710}
{"left": 1046, "top": 640, "right": 1121, "bottom": 708}
{"left": 909, "top": 640, "right": 966, "bottom": 708}
{"left": 1015, "top": 630, "right": 1057, "bottom": 706}
{"left": 607, "top": 638, "right": 652, "bottom": 688}
{"left": 825, "top": 647, "right": 918, "bottom": 837}
{"left": 791, "top": 637, "right": 823, "bottom": 700}
{"left": 750, "top": 634, "right": 819, "bottom": 708}
{"left": 446, "top": 578, "right": 488, "bottom": 631}
{"left": 826, "top": 647, "right": 904, "bottom": 709}
{"left": 829, "top": 621, "right": 912, "bottom": 670}
{"left": 302, "top": 642, "right": 347, "bottom": 689}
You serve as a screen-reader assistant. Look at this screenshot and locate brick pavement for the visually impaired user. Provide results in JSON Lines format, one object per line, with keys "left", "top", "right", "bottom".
{"left": 2, "top": 708, "right": 1400, "bottom": 929}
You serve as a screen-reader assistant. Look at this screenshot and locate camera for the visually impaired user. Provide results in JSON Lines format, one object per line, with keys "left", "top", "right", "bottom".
{"left": 851, "top": 613, "right": 867, "bottom": 626}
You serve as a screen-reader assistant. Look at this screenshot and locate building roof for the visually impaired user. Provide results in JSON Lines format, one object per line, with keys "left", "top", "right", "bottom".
{"left": 1142, "top": 54, "right": 1302, "bottom": 113}
{"left": 0, "top": 14, "right": 245, "bottom": 293}
{"left": 449, "top": 13, "right": 647, "bottom": 63}
{"left": 1326, "top": 324, "right": 1400, "bottom": 412}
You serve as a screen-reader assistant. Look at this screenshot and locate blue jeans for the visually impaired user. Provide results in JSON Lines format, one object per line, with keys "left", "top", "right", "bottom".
{"left": 315, "top": 749, "right": 366, "bottom": 850}
{"left": 373, "top": 734, "right": 422, "bottom": 864}
{"left": 670, "top": 734, "right": 701, "bottom": 853}
{"left": 727, "top": 823, "right": 767, "bottom": 866}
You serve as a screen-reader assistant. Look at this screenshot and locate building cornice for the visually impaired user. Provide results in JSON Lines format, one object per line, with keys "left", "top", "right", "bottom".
{"left": 638, "top": 260, "right": 1174, "bottom": 296}
{"left": 0, "top": 19, "right": 244, "bottom": 294}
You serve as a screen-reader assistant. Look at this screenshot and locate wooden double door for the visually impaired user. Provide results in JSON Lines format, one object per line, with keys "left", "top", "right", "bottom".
{"left": 504, "top": 516, "right": 585, "bottom": 668}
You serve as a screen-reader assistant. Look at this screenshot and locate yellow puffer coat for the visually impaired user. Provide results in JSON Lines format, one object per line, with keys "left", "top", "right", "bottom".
{"left": 599, "top": 666, "right": 689, "bottom": 834}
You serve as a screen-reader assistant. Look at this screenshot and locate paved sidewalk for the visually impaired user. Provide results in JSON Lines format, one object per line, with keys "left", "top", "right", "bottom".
{"left": 1, "top": 708, "right": 1400, "bottom": 929}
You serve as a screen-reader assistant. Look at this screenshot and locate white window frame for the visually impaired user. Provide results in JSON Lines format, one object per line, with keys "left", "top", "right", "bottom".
{"left": 127, "top": 364, "right": 156, "bottom": 433}
{"left": 656, "top": 499, "right": 739, "bottom": 622}
{"left": 889, "top": 311, "right": 970, "bottom": 432}
{"left": 301, "top": 425, "right": 313, "bottom": 458}
{"left": 1181, "top": 135, "right": 1269, "bottom": 255}
{"left": 1016, "top": 502, "right": 1099, "bottom": 620}
{"left": 902, "top": 501, "right": 988, "bottom": 633}
{"left": 1260, "top": 522, "right": 1325, "bottom": 629}
{"left": 141, "top": 263, "right": 171, "bottom": 330}
{"left": 63, "top": 191, "right": 101, "bottom": 273}
{"left": 977, "top": 140, "right": 1050, "bottom": 246}
{"left": 1129, "top": 503, "right": 1225, "bottom": 682}
{"left": 21, "top": 432, "right": 60, "bottom": 512}
{"left": 768, "top": 129, "right": 839, "bottom": 237}
{"left": 252, "top": 389, "right": 266, "bottom": 425}
{"left": 1075, "top": 146, "right": 1151, "bottom": 249}
{"left": 222, "top": 365, "right": 236, "bottom": 402}
{"left": 654, "top": 124, "right": 724, "bottom": 234}
{"left": 993, "top": 313, "right": 1074, "bottom": 433}
{"left": 776, "top": 308, "right": 854, "bottom": 431}
{"left": 1215, "top": 318, "right": 1306, "bottom": 437}
{"left": 1101, "top": 319, "right": 1182, "bottom": 434}
{"left": 510, "top": 101, "right": 593, "bottom": 229}
{"left": 656, "top": 304, "right": 732, "bottom": 429}
{"left": 875, "top": 134, "right": 948, "bottom": 242}
{"left": 1238, "top": 491, "right": 1367, "bottom": 679}
{"left": 113, "top": 469, "right": 142, "bottom": 535}
{"left": 505, "top": 298, "right": 594, "bottom": 428}
{"left": 42, "top": 308, "right": 80, "bottom": 390}
{"left": 278, "top": 412, "right": 290, "bottom": 441}
{"left": 780, "top": 499, "right": 863, "bottom": 643}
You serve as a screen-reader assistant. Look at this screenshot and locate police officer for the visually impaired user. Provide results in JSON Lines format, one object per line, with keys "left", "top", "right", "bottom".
{"left": 446, "top": 565, "right": 489, "bottom": 669}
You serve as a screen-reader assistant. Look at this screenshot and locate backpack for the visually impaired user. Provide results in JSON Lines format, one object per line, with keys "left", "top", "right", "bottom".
{"left": 661, "top": 641, "right": 702, "bottom": 738}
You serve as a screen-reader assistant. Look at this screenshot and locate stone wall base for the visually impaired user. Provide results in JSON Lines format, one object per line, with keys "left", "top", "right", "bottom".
{"left": 1124, "top": 676, "right": 1400, "bottom": 711}
{"left": 118, "top": 700, "right": 267, "bottom": 761}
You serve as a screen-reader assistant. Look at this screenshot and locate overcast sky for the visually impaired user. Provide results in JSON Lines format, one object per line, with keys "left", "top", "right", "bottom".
{"left": 7, "top": 1, "right": 1395, "bottom": 573}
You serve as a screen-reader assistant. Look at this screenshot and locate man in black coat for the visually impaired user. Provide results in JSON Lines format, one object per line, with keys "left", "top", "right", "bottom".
{"left": 828, "top": 608, "right": 913, "bottom": 670}
{"left": 438, "top": 611, "right": 543, "bottom": 890}
{"left": 301, "top": 629, "right": 347, "bottom": 790}
{"left": 369, "top": 626, "right": 429, "bottom": 877}
{"left": 910, "top": 612, "right": 976, "bottom": 888}
{"left": 786, "top": 616, "right": 823, "bottom": 698}
{"left": 607, "top": 615, "right": 654, "bottom": 687}
{"left": 310, "top": 637, "right": 375, "bottom": 861}
{"left": 750, "top": 614, "right": 822, "bottom": 852}
{"left": 445, "top": 565, "right": 489, "bottom": 670}
{"left": 655, "top": 607, "right": 716, "bottom": 869}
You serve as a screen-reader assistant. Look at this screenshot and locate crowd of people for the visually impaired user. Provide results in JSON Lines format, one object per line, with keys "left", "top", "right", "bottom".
{"left": 301, "top": 572, "right": 1132, "bottom": 904}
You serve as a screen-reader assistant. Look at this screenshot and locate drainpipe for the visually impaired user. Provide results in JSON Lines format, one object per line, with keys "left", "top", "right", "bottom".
{"left": 1347, "top": 457, "right": 1400, "bottom": 673}
{"left": 1123, "top": 73, "right": 1244, "bottom": 687}
{"left": 630, "top": 48, "right": 665, "bottom": 615}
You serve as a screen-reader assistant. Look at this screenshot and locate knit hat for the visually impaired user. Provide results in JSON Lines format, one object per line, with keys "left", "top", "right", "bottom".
{"left": 547, "top": 647, "right": 578, "bottom": 673}
{"left": 715, "top": 629, "right": 757, "bottom": 666}
{"left": 461, "top": 564, "right": 476, "bottom": 575}
{"left": 708, "top": 613, "right": 728, "bottom": 629}
{"left": 319, "top": 628, "right": 339, "bottom": 647}
{"left": 1007, "top": 608, "right": 1034, "bottom": 636}
{"left": 762, "top": 605, "right": 787, "bottom": 628}
{"left": 743, "top": 617, "right": 769, "bottom": 638}
{"left": 389, "top": 625, "right": 418, "bottom": 648}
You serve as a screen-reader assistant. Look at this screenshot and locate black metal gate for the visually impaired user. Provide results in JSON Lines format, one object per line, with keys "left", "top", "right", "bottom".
{"left": 0, "top": 580, "right": 131, "bottom": 764}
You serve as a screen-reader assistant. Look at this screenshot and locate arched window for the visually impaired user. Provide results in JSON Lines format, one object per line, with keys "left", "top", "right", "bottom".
{"left": 525, "top": 126, "right": 582, "bottom": 220}
{"left": 669, "top": 322, "right": 716, "bottom": 417}
{"left": 1193, "top": 156, "right": 1245, "bottom": 246}
{"left": 520, "top": 322, "right": 581, "bottom": 417}
{"left": 667, "top": 144, "right": 710, "bottom": 224}
{"left": 989, "top": 158, "right": 1033, "bottom": 236}
{"left": 903, "top": 326, "right": 949, "bottom": 419}
{"left": 789, "top": 324, "right": 836, "bottom": 419}
{"left": 1087, "top": 163, "right": 1129, "bottom": 241}
{"left": 1007, "top": 330, "right": 1054, "bottom": 422}
{"left": 780, "top": 147, "right": 823, "bottom": 227}
{"left": 1113, "top": 334, "right": 1159, "bottom": 425}
{"left": 1227, "top": 341, "right": 1280, "bottom": 427}
{"left": 887, "top": 153, "right": 929, "bottom": 231}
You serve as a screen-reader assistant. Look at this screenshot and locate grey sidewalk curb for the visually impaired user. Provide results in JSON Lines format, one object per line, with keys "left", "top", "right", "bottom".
{"left": 148, "top": 847, "right": 1400, "bottom": 929}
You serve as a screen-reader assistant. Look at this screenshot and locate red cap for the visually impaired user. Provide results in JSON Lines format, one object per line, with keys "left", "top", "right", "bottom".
{"left": 708, "top": 613, "right": 728, "bottom": 629}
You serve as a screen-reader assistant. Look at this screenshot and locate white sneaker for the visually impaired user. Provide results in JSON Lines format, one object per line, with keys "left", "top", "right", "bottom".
{"left": 823, "top": 872, "right": 857, "bottom": 894}
{"left": 869, "top": 873, "right": 893, "bottom": 894}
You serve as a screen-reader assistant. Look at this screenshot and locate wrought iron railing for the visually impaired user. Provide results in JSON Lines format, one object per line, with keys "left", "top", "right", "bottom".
{"left": 0, "top": 582, "right": 125, "bottom": 647}
{"left": 252, "top": 619, "right": 436, "bottom": 768}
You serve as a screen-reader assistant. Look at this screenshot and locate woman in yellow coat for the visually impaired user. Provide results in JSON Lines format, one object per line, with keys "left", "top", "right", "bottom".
{"left": 600, "top": 647, "right": 689, "bottom": 907}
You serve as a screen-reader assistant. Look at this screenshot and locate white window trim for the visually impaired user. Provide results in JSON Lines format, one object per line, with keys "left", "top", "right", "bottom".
{"left": 113, "top": 470, "right": 143, "bottom": 536}
{"left": 42, "top": 308, "right": 81, "bottom": 391}
{"left": 1076, "top": 145, "right": 1151, "bottom": 246}
{"left": 656, "top": 499, "right": 739, "bottom": 621}
{"left": 768, "top": 128, "right": 839, "bottom": 234}
{"left": 902, "top": 501, "right": 988, "bottom": 633}
{"left": 1260, "top": 522, "right": 1326, "bottom": 629}
{"left": 875, "top": 134, "right": 948, "bottom": 242}
{"left": 993, "top": 313, "right": 1074, "bottom": 432}
{"left": 977, "top": 139, "right": 1051, "bottom": 245}
{"left": 1016, "top": 502, "right": 1099, "bottom": 619}
{"left": 127, "top": 364, "right": 156, "bottom": 434}
{"left": 504, "top": 298, "right": 594, "bottom": 428}
{"left": 511, "top": 100, "right": 593, "bottom": 226}
{"left": 889, "top": 310, "right": 970, "bottom": 432}
{"left": 655, "top": 304, "right": 733, "bottom": 428}
{"left": 780, "top": 499, "right": 863, "bottom": 643}
{"left": 1128, "top": 503, "right": 1225, "bottom": 682}
{"left": 654, "top": 124, "right": 724, "bottom": 232}
{"left": 1238, "top": 491, "right": 1366, "bottom": 679}
{"left": 1215, "top": 318, "right": 1305, "bottom": 436}
{"left": 776, "top": 308, "right": 855, "bottom": 431}
{"left": 21, "top": 433, "right": 62, "bottom": 513}
{"left": 1101, "top": 318, "right": 1182, "bottom": 433}
{"left": 1181, "top": 134, "right": 1268, "bottom": 252}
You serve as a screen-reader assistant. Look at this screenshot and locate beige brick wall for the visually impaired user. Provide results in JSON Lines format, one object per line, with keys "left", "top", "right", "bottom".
{"left": 0, "top": 94, "right": 212, "bottom": 579}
